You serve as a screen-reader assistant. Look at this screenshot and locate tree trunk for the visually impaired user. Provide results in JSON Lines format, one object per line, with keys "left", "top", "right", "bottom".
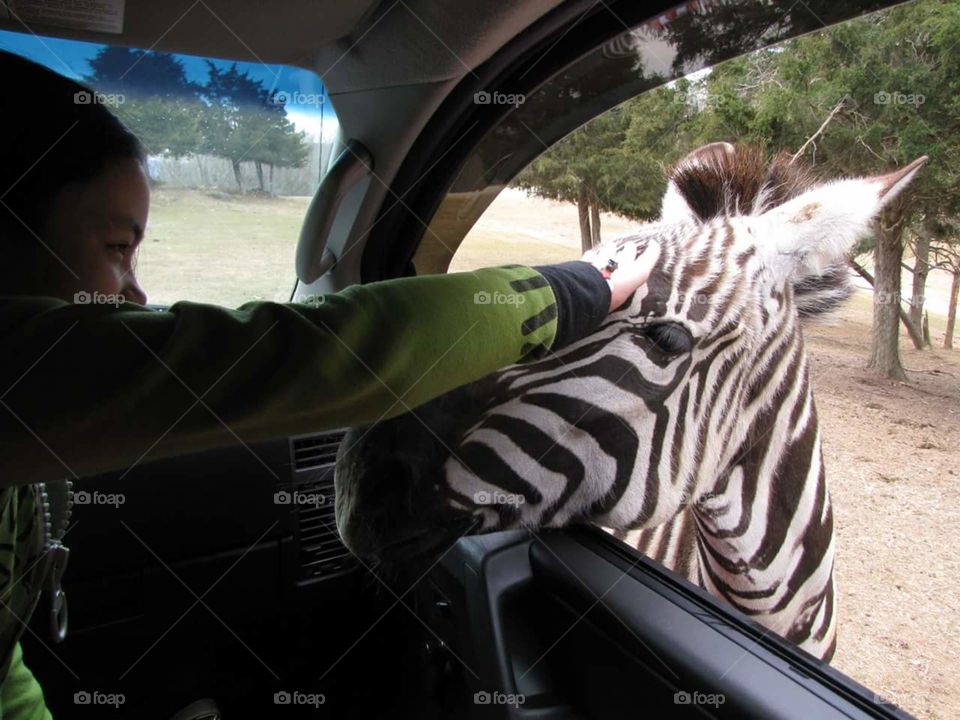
{"left": 850, "top": 260, "right": 924, "bottom": 349}
{"left": 255, "top": 161, "right": 265, "bottom": 191}
{"left": 946, "top": 268, "right": 959, "bottom": 350}
{"left": 269, "top": 163, "right": 274, "bottom": 195}
{"left": 195, "top": 154, "right": 206, "bottom": 187}
{"left": 590, "top": 200, "right": 602, "bottom": 247}
{"left": 577, "top": 181, "right": 592, "bottom": 254}
{"left": 909, "top": 233, "right": 930, "bottom": 348}
{"left": 232, "top": 160, "right": 244, "bottom": 193}
{"left": 866, "top": 202, "right": 908, "bottom": 381}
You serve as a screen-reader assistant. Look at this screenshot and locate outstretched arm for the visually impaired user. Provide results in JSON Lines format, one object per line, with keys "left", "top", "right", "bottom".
{"left": 0, "top": 254, "right": 655, "bottom": 487}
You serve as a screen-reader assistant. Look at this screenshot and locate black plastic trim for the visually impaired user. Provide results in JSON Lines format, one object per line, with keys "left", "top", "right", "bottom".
{"left": 361, "top": 0, "right": 678, "bottom": 282}
{"left": 362, "top": 0, "right": 910, "bottom": 282}
{"left": 528, "top": 526, "right": 916, "bottom": 720}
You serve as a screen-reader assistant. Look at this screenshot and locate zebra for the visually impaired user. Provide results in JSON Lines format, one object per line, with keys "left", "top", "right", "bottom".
{"left": 334, "top": 142, "right": 927, "bottom": 662}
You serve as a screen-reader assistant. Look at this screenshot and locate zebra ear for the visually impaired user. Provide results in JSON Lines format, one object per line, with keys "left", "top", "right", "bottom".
{"left": 752, "top": 156, "right": 928, "bottom": 280}
{"left": 660, "top": 142, "right": 736, "bottom": 223}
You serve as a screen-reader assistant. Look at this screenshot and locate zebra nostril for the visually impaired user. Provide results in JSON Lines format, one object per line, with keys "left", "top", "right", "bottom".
{"left": 336, "top": 449, "right": 452, "bottom": 561}
{"left": 335, "top": 396, "right": 479, "bottom": 563}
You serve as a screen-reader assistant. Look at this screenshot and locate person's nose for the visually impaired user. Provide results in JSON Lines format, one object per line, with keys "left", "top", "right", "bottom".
{"left": 121, "top": 274, "right": 147, "bottom": 306}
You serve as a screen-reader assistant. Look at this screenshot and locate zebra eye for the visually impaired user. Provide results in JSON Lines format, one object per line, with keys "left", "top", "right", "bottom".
{"left": 643, "top": 323, "right": 694, "bottom": 356}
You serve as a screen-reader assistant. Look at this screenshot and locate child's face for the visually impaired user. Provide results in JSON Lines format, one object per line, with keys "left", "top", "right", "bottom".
{"left": 39, "top": 157, "right": 150, "bottom": 305}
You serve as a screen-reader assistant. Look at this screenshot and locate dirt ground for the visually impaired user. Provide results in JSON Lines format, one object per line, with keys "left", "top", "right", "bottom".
{"left": 457, "top": 189, "right": 960, "bottom": 720}
{"left": 805, "top": 301, "right": 960, "bottom": 720}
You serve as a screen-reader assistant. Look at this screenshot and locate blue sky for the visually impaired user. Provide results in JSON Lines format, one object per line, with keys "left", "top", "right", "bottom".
{"left": 0, "top": 28, "right": 338, "bottom": 140}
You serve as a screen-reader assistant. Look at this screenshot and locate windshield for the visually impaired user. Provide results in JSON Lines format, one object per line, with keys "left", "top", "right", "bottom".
{"left": 0, "top": 29, "right": 336, "bottom": 307}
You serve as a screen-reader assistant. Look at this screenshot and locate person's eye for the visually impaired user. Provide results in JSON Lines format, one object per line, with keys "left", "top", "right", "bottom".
{"left": 642, "top": 322, "right": 694, "bottom": 356}
{"left": 106, "top": 242, "right": 131, "bottom": 256}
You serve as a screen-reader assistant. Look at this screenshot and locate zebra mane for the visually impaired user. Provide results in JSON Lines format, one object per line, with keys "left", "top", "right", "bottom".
{"left": 667, "top": 143, "right": 853, "bottom": 319}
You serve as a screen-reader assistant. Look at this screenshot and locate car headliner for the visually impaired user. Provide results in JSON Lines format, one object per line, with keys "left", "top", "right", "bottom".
{"left": 0, "top": 0, "right": 566, "bottom": 94}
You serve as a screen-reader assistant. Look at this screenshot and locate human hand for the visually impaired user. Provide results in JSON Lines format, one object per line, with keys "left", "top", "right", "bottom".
{"left": 584, "top": 241, "right": 661, "bottom": 312}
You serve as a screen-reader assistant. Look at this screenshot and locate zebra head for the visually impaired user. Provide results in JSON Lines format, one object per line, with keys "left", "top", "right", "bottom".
{"left": 334, "top": 143, "right": 926, "bottom": 565}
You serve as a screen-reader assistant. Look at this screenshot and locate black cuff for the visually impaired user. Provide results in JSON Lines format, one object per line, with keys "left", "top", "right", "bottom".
{"left": 531, "top": 261, "right": 611, "bottom": 351}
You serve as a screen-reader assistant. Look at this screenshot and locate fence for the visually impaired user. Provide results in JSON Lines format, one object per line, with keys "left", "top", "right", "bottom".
{"left": 147, "top": 142, "right": 332, "bottom": 196}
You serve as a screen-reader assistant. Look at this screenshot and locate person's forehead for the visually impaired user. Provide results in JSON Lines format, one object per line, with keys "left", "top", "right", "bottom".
{"left": 79, "top": 162, "right": 149, "bottom": 215}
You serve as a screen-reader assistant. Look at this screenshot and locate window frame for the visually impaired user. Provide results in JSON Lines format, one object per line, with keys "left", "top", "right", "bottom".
{"left": 361, "top": 0, "right": 908, "bottom": 282}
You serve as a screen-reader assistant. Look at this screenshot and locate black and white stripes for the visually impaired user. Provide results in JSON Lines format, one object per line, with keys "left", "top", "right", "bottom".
{"left": 335, "top": 143, "right": 928, "bottom": 664}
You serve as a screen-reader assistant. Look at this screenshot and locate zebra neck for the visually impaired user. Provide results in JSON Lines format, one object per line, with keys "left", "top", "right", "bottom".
{"left": 690, "top": 368, "right": 835, "bottom": 626}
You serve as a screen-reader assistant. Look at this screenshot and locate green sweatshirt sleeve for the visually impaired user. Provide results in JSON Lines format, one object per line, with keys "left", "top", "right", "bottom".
{"left": 0, "top": 265, "right": 559, "bottom": 487}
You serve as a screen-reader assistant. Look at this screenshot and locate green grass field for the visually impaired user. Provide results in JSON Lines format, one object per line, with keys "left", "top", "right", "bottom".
{"left": 138, "top": 188, "right": 308, "bottom": 308}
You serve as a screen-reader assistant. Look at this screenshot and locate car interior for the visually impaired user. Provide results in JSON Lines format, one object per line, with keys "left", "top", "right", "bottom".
{"left": 3, "top": 0, "right": 920, "bottom": 717}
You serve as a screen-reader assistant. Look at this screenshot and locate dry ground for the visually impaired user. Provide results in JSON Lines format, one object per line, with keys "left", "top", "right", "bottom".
{"left": 140, "top": 187, "right": 308, "bottom": 307}
{"left": 806, "top": 301, "right": 959, "bottom": 720}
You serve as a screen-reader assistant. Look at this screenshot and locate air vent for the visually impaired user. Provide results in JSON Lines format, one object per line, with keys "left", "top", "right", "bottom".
{"left": 291, "top": 430, "right": 346, "bottom": 472}
{"left": 295, "top": 477, "right": 355, "bottom": 581}
{"left": 286, "top": 430, "right": 355, "bottom": 581}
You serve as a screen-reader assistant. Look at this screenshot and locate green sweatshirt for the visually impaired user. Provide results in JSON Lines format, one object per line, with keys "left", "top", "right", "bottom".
{"left": 0, "top": 263, "right": 603, "bottom": 714}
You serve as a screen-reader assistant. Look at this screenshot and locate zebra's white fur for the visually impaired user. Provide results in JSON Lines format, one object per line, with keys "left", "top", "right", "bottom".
{"left": 444, "top": 149, "right": 923, "bottom": 661}
{"left": 336, "top": 145, "right": 926, "bottom": 663}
